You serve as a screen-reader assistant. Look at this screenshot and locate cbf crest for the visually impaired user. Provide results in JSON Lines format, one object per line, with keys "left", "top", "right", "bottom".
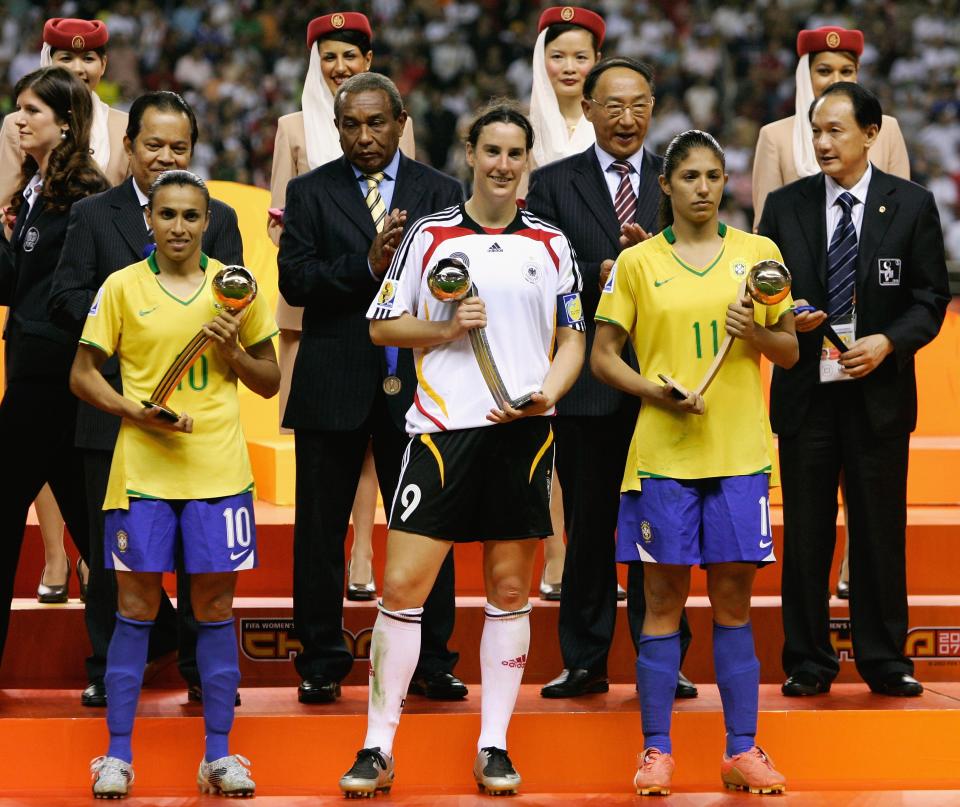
{"left": 730, "top": 259, "right": 748, "bottom": 282}
{"left": 640, "top": 520, "right": 654, "bottom": 544}
{"left": 116, "top": 530, "right": 129, "bottom": 553}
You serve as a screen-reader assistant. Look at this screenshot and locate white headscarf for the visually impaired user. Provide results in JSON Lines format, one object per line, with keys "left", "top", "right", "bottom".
{"left": 40, "top": 43, "right": 111, "bottom": 172}
{"left": 529, "top": 28, "right": 596, "bottom": 170}
{"left": 301, "top": 43, "right": 342, "bottom": 170}
{"left": 791, "top": 54, "right": 820, "bottom": 178}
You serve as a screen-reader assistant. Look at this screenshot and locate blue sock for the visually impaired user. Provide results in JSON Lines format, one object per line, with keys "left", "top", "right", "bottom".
{"left": 197, "top": 618, "right": 241, "bottom": 762}
{"left": 713, "top": 622, "right": 760, "bottom": 757}
{"left": 105, "top": 613, "right": 153, "bottom": 763}
{"left": 635, "top": 632, "right": 681, "bottom": 754}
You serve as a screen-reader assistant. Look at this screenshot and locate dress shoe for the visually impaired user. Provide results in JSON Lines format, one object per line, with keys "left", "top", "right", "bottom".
{"left": 187, "top": 684, "right": 242, "bottom": 706}
{"left": 616, "top": 584, "right": 627, "bottom": 602}
{"left": 869, "top": 672, "right": 923, "bottom": 697}
{"left": 81, "top": 680, "right": 107, "bottom": 707}
{"left": 538, "top": 568, "right": 561, "bottom": 601}
{"left": 675, "top": 672, "right": 698, "bottom": 699}
{"left": 836, "top": 579, "right": 849, "bottom": 600}
{"left": 540, "top": 668, "right": 609, "bottom": 698}
{"left": 408, "top": 671, "right": 468, "bottom": 700}
{"left": 37, "top": 561, "right": 70, "bottom": 604}
{"left": 298, "top": 678, "right": 341, "bottom": 704}
{"left": 781, "top": 671, "right": 831, "bottom": 696}
{"left": 77, "top": 557, "right": 89, "bottom": 603}
{"left": 346, "top": 560, "right": 376, "bottom": 602}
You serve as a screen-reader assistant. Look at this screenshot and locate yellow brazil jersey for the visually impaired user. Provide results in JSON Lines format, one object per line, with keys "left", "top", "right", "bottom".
{"left": 595, "top": 223, "right": 792, "bottom": 489}
{"left": 80, "top": 255, "right": 279, "bottom": 509}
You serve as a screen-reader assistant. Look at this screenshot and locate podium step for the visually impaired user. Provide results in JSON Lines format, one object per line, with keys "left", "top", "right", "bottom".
{"left": 1, "top": 685, "right": 958, "bottom": 796}
{"left": 13, "top": 503, "right": 960, "bottom": 599}
{"left": 5, "top": 595, "right": 960, "bottom": 690}
{"left": 4, "top": 794, "right": 959, "bottom": 806}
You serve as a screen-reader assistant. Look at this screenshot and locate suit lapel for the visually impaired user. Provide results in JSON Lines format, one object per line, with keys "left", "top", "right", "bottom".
{"left": 390, "top": 154, "right": 423, "bottom": 216}
{"left": 634, "top": 149, "right": 661, "bottom": 233}
{"left": 10, "top": 199, "right": 33, "bottom": 247}
{"left": 856, "top": 169, "right": 897, "bottom": 296}
{"left": 571, "top": 148, "right": 621, "bottom": 247}
{"left": 113, "top": 178, "right": 150, "bottom": 258}
{"left": 327, "top": 156, "right": 377, "bottom": 242}
{"left": 796, "top": 174, "right": 828, "bottom": 293}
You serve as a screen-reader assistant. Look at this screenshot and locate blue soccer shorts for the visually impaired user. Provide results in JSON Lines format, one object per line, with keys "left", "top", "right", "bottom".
{"left": 104, "top": 491, "right": 257, "bottom": 574}
{"left": 615, "top": 474, "right": 776, "bottom": 567}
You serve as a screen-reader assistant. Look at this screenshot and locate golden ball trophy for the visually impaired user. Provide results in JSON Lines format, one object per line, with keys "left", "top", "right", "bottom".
{"left": 141, "top": 265, "right": 258, "bottom": 421}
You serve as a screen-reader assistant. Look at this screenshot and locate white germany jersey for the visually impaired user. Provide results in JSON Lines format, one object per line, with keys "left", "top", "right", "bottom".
{"left": 367, "top": 204, "right": 584, "bottom": 434}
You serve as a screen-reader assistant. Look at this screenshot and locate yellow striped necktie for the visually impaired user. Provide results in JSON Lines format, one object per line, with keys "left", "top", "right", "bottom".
{"left": 364, "top": 172, "right": 387, "bottom": 233}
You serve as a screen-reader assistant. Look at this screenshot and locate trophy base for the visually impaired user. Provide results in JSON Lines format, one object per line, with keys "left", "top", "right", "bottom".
{"left": 657, "top": 374, "right": 690, "bottom": 401}
{"left": 509, "top": 391, "right": 537, "bottom": 409}
{"left": 141, "top": 401, "right": 180, "bottom": 423}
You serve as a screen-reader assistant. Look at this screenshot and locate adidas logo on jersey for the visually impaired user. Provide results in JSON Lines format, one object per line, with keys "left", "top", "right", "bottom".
{"left": 487, "top": 242, "right": 503, "bottom": 253}
{"left": 501, "top": 654, "right": 527, "bottom": 669}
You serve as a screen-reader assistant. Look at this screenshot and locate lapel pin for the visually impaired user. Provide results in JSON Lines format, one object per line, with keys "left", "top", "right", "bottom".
{"left": 879, "top": 205, "right": 886, "bottom": 213}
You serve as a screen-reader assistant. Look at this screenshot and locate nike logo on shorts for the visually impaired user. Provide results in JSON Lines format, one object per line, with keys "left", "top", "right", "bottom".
{"left": 759, "top": 539, "right": 773, "bottom": 548}
{"left": 229, "top": 550, "right": 249, "bottom": 561}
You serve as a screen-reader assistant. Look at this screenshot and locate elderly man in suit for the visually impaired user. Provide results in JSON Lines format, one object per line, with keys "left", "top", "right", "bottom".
{"left": 526, "top": 57, "right": 695, "bottom": 700}
{"left": 49, "top": 91, "right": 244, "bottom": 707}
{"left": 278, "top": 72, "right": 463, "bottom": 704}
{"left": 759, "top": 83, "right": 949, "bottom": 698}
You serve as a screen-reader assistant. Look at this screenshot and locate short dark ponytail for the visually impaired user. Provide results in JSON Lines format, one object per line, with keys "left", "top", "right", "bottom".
{"left": 658, "top": 129, "right": 725, "bottom": 229}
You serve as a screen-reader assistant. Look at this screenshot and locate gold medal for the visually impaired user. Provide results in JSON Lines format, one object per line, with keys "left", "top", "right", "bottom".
{"left": 383, "top": 375, "right": 402, "bottom": 395}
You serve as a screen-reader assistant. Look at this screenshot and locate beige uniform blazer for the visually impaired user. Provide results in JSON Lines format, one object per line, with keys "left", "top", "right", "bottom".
{"left": 268, "top": 110, "right": 416, "bottom": 330}
{"left": 752, "top": 113, "right": 909, "bottom": 229}
{"left": 0, "top": 106, "right": 129, "bottom": 210}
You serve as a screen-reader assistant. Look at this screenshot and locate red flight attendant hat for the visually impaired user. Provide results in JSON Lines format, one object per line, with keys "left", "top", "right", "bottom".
{"left": 538, "top": 6, "right": 605, "bottom": 48}
{"left": 43, "top": 18, "right": 109, "bottom": 51}
{"left": 307, "top": 12, "right": 373, "bottom": 49}
{"left": 796, "top": 26, "right": 864, "bottom": 57}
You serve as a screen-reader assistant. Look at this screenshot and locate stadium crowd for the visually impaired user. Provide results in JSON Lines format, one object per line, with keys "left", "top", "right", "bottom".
{"left": 1, "top": 0, "right": 958, "bottom": 256}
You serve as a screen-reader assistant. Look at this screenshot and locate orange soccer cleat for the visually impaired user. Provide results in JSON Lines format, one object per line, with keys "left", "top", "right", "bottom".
{"left": 721, "top": 746, "right": 786, "bottom": 794}
{"left": 633, "top": 747, "right": 675, "bottom": 796}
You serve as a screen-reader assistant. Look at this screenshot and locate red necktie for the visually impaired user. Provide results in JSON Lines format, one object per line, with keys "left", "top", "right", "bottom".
{"left": 612, "top": 160, "right": 637, "bottom": 228}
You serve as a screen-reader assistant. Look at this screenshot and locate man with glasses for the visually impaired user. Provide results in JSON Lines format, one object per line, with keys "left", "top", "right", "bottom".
{"left": 527, "top": 57, "right": 695, "bottom": 700}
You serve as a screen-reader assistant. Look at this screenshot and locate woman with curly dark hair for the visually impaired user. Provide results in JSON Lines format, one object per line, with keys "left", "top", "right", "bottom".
{"left": 0, "top": 65, "right": 109, "bottom": 662}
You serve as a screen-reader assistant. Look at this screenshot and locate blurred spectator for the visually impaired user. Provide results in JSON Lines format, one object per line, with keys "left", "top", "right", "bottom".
{"left": 0, "top": 0, "right": 954, "bottom": 258}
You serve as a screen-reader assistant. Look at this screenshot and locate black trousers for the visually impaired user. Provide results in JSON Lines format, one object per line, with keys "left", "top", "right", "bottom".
{"left": 553, "top": 408, "right": 692, "bottom": 674}
{"left": 0, "top": 378, "right": 90, "bottom": 661}
{"left": 780, "top": 381, "right": 912, "bottom": 685}
{"left": 82, "top": 449, "right": 198, "bottom": 685}
{"left": 293, "top": 393, "right": 457, "bottom": 682}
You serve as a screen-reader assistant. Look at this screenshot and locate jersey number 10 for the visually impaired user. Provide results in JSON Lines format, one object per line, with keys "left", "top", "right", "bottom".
{"left": 223, "top": 506, "right": 253, "bottom": 548}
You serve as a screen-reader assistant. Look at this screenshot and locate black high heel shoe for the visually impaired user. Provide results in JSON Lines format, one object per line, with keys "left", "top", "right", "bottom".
{"left": 77, "top": 557, "right": 89, "bottom": 602}
{"left": 37, "top": 560, "right": 71, "bottom": 604}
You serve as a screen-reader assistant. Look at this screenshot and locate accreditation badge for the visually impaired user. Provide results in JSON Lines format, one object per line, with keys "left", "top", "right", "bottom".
{"left": 818, "top": 317, "right": 856, "bottom": 384}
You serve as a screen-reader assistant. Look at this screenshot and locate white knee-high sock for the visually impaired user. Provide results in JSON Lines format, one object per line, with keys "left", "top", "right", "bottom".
{"left": 362, "top": 602, "right": 423, "bottom": 756}
{"left": 477, "top": 602, "right": 531, "bottom": 751}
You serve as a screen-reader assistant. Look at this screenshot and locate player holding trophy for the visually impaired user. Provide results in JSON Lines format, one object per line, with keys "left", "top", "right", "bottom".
{"left": 70, "top": 170, "right": 279, "bottom": 798}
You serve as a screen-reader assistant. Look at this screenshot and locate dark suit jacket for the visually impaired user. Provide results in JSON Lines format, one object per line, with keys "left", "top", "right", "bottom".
{"left": 0, "top": 198, "right": 89, "bottom": 383}
{"left": 526, "top": 145, "right": 662, "bottom": 416}
{"left": 48, "top": 176, "right": 244, "bottom": 450}
{"left": 759, "top": 167, "right": 949, "bottom": 437}
{"left": 277, "top": 153, "right": 463, "bottom": 432}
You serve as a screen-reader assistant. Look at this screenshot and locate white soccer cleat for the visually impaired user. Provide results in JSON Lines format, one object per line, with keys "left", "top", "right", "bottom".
{"left": 197, "top": 753, "right": 255, "bottom": 798}
{"left": 91, "top": 755, "right": 134, "bottom": 799}
{"left": 339, "top": 747, "right": 395, "bottom": 798}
